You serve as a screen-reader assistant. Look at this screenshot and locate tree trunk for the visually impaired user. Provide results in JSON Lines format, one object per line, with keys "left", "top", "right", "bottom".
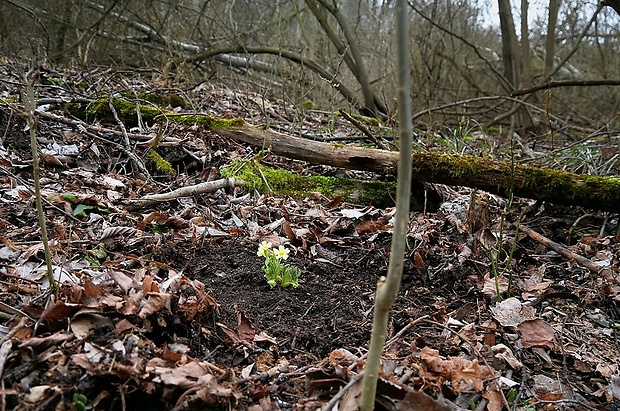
{"left": 520, "top": 0, "right": 532, "bottom": 87}
{"left": 215, "top": 123, "right": 620, "bottom": 212}
{"left": 498, "top": 0, "right": 521, "bottom": 88}
{"left": 545, "top": 0, "right": 560, "bottom": 76}
{"left": 306, "top": 0, "right": 387, "bottom": 118}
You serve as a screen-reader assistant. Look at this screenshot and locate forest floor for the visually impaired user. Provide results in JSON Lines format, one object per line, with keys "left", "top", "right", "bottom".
{"left": 0, "top": 62, "right": 619, "bottom": 411}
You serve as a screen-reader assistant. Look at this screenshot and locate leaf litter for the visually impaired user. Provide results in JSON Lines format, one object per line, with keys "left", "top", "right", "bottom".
{"left": 0, "top": 62, "right": 619, "bottom": 410}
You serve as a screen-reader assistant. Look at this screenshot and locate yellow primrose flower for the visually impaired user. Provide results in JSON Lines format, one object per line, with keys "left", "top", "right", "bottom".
{"left": 257, "top": 241, "right": 272, "bottom": 257}
{"left": 274, "top": 245, "right": 289, "bottom": 260}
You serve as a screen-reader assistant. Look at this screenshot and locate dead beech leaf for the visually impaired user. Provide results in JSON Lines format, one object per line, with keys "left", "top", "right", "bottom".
{"left": 142, "top": 275, "right": 158, "bottom": 293}
{"left": 324, "top": 196, "right": 342, "bottom": 209}
{"left": 137, "top": 211, "right": 163, "bottom": 231}
{"left": 457, "top": 323, "right": 481, "bottom": 342}
{"left": 397, "top": 390, "right": 452, "bottom": 410}
{"left": 40, "top": 300, "right": 84, "bottom": 322}
{"left": 412, "top": 251, "right": 426, "bottom": 277}
{"left": 329, "top": 348, "right": 359, "bottom": 368}
{"left": 114, "top": 318, "right": 135, "bottom": 334}
{"left": 217, "top": 323, "right": 241, "bottom": 345}
{"left": 157, "top": 215, "right": 191, "bottom": 230}
{"left": 40, "top": 153, "right": 68, "bottom": 169}
{"left": 109, "top": 270, "right": 135, "bottom": 293}
{"left": 162, "top": 343, "right": 184, "bottom": 363}
{"left": 237, "top": 310, "right": 257, "bottom": 347}
{"left": 282, "top": 220, "right": 298, "bottom": 244}
{"left": 339, "top": 379, "right": 362, "bottom": 411}
{"left": 193, "top": 377, "right": 233, "bottom": 406}
{"left": 481, "top": 274, "right": 509, "bottom": 301}
{"left": 82, "top": 278, "right": 102, "bottom": 299}
{"left": 492, "top": 344, "right": 523, "bottom": 369}
{"left": 153, "top": 361, "right": 210, "bottom": 388}
{"left": 0, "top": 237, "right": 23, "bottom": 251}
{"left": 100, "top": 226, "right": 136, "bottom": 241}
{"left": 19, "top": 331, "right": 74, "bottom": 349}
{"left": 418, "top": 346, "right": 494, "bottom": 394}
{"left": 482, "top": 385, "right": 504, "bottom": 411}
{"left": 241, "top": 363, "right": 255, "bottom": 379}
{"left": 137, "top": 292, "right": 171, "bottom": 319}
{"left": 517, "top": 319, "right": 555, "bottom": 349}
{"left": 121, "top": 294, "right": 142, "bottom": 316}
{"left": 253, "top": 331, "right": 277, "bottom": 345}
{"left": 490, "top": 297, "right": 535, "bottom": 327}
{"left": 70, "top": 312, "right": 114, "bottom": 339}
{"left": 355, "top": 219, "right": 388, "bottom": 235}
{"left": 476, "top": 228, "right": 497, "bottom": 249}
{"left": 340, "top": 207, "right": 368, "bottom": 219}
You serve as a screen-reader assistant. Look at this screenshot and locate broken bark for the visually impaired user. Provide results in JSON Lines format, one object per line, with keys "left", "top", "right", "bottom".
{"left": 215, "top": 124, "right": 620, "bottom": 212}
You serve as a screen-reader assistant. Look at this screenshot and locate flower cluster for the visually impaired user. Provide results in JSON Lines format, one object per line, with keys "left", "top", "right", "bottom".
{"left": 257, "top": 241, "right": 301, "bottom": 288}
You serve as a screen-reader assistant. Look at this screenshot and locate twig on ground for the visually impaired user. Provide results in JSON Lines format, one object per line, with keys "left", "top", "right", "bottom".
{"left": 323, "top": 371, "right": 365, "bottom": 411}
{"left": 128, "top": 178, "right": 243, "bottom": 210}
{"left": 108, "top": 94, "right": 151, "bottom": 180}
{"left": 520, "top": 225, "right": 602, "bottom": 273}
{"left": 338, "top": 109, "right": 389, "bottom": 150}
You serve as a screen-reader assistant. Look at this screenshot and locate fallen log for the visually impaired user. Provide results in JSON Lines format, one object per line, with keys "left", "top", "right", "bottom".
{"left": 215, "top": 123, "right": 620, "bottom": 212}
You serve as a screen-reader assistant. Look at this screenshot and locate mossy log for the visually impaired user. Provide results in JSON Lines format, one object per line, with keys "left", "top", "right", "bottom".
{"left": 59, "top": 99, "right": 620, "bottom": 212}
{"left": 221, "top": 160, "right": 404, "bottom": 209}
{"left": 215, "top": 123, "right": 620, "bottom": 212}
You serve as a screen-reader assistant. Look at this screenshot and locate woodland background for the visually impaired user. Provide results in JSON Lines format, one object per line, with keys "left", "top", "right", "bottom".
{"left": 1, "top": 1, "right": 620, "bottom": 410}
{"left": 1, "top": 0, "right": 618, "bottom": 137}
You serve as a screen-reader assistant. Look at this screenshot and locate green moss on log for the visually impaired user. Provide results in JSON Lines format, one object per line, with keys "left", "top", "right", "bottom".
{"left": 85, "top": 98, "right": 171, "bottom": 123}
{"left": 172, "top": 115, "right": 244, "bottom": 129}
{"left": 147, "top": 149, "right": 176, "bottom": 176}
{"left": 411, "top": 152, "right": 620, "bottom": 209}
{"left": 65, "top": 98, "right": 242, "bottom": 131}
{"left": 222, "top": 160, "right": 398, "bottom": 208}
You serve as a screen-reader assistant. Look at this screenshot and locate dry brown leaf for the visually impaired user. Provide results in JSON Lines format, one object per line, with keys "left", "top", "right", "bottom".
{"left": 40, "top": 300, "right": 84, "bottom": 322}
{"left": 237, "top": 310, "right": 257, "bottom": 347}
{"left": 19, "top": 331, "right": 74, "bottom": 349}
{"left": 396, "top": 390, "right": 452, "bottom": 410}
{"left": 100, "top": 226, "right": 136, "bottom": 241}
{"left": 137, "top": 292, "right": 171, "bottom": 319}
{"left": 282, "top": 220, "right": 298, "bottom": 244}
{"left": 517, "top": 318, "right": 555, "bottom": 349}
{"left": 153, "top": 361, "right": 210, "bottom": 388}
{"left": 217, "top": 322, "right": 241, "bottom": 345}
{"left": 109, "top": 270, "right": 135, "bottom": 293}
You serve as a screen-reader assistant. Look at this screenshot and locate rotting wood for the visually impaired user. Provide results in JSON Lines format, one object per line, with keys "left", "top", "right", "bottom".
{"left": 214, "top": 123, "right": 620, "bottom": 213}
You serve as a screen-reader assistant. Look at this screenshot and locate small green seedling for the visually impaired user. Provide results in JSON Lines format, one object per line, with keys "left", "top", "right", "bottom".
{"left": 73, "top": 393, "right": 88, "bottom": 411}
{"left": 257, "top": 241, "right": 301, "bottom": 288}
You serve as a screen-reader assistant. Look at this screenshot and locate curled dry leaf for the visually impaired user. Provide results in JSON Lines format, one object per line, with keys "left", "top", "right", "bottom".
{"left": 100, "top": 226, "right": 136, "bottom": 241}
{"left": 138, "top": 292, "right": 172, "bottom": 319}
